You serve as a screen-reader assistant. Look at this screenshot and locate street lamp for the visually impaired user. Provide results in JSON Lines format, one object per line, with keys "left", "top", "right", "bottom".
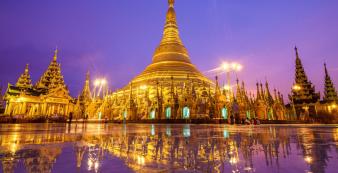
{"left": 93, "top": 79, "right": 100, "bottom": 98}
{"left": 93, "top": 78, "right": 107, "bottom": 98}
{"left": 221, "top": 62, "right": 242, "bottom": 89}
{"left": 220, "top": 62, "right": 242, "bottom": 101}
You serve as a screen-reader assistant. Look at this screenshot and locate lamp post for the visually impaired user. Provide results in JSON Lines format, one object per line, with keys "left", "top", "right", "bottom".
{"left": 100, "top": 79, "right": 107, "bottom": 97}
{"left": 221, "top": 62, "right": 242, "bottom": 101}
{"left": 93, "top": 79, "right": 100, "bottom": 98}
{"left": 93, "top": 78, "right": 107, "bottom": 98}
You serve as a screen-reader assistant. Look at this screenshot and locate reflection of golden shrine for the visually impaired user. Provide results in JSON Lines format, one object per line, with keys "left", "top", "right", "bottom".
{"left": 1, "top": 124, "right": 335, "bottom": 173}
{"left": 3, "top": 49, "right": 74, "bottom": 117}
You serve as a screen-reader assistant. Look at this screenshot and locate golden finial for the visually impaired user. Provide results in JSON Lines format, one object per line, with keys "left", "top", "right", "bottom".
{"left": 86, "top": 71, "right": 90, "bottom": 81}
{"left": 168, "top": 0, "right": 175, "bottom": 7}
{"left": 25, "top": 64, "right": 29, "bottom": 73}
{"left": 53, "top": 47, "right": 58, "bottom": 61}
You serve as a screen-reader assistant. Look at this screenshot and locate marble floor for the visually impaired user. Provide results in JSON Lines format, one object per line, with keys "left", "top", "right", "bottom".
{"left": 0, "top": 123, "right": 337, "bottom": 173}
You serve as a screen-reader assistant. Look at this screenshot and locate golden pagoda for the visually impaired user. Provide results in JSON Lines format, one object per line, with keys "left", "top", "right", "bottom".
{"left": 2, "top": 0, "right": 290, "bottom": 122}
{"left": 15, "top": 64, "right": 33, "bottom": 88}
{"left": 4, "top": 49, "right": 74, "bottom": 117}
{"left": 129, "top": 0, "right": 212, "bottom": 87}
{"left": 104, "top": 0, "right": 215, "bottom": 120}
{"left": 35, "top": 49, "right": 67, "bottom": 90}
{"left": 82, "top": 0, "right": 288, "bottom": 122}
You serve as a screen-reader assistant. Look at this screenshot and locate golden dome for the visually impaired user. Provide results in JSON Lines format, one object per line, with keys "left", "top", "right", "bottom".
{"left": 127, "top": 0, "right": 213, "bottom": 88}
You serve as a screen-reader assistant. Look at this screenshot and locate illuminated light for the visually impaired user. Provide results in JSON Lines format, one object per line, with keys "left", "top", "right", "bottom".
{"left": 236, "top": 64, "right": 243, "bottom": 71}
{"left": 165, "top": 107, "right": 171, "bottom": 119}
{"left": 221, "top": 107, "right": 228, "bottom": 119}
{"left": 183, "top": 125, "right": 190, "bottom": 137}
{"left": 223, "top": 129, "right": 229, "bottom": 138}
{"left": 166, "top": 126, "right": 171, "bottom": 136}
{"left": 101, "top": 79, "right": 107, "bottom": 85}
{"left": 94, "top": 79, "right": 100, "bottom": 86}
{"left": 149, "top": 110, "right": 156, "bottom": 119}
{"left": 182, "top": 106, "right": 190, "bottom": 119}
{"left": 221, "top": 62, "right": 242, "bottom": 72}
{"left": 140, "top": 85, "right": 148, "bottom": 90}
{"left": 331, "top": 104, "right": 337, "bottom": 109}
{"left": 88, "top": 159, "right": 93, "bottom": 171}
{"left": 98, "top": 112, "right": 102, "bottom": 120}
{"left": 94, "top": 161, "right": 99, "bottom": 171}
{"left": 137, "top": 155, "right": 145, "bottom": 165}
{"left": 293, "top": 85, "right": 301, "bottom": 91}
{"left": 222, "top": 62, "right": 230, "bottom": 71}
{"left": 243, "top": 167, "right": 253, "bottom": 171}
{"left": 231, "top": 62, "right": 237, "bottom": 69}
{"left": 151, "top": 124, "right": 155, "bottom": 136}
{"left": 17, "top": 97, "right": 25, "bottom": 102}
{"left": 10, "top": 143, "right": 18, "bottom": 153}
{"left": 229, "top": 157, "right": 238, "bottom": 165}
{"left": 223, "top": 85, "right": 232, "bottom": 91}
{"left": 304, "top": 156, "right": 313, "bottom": 164}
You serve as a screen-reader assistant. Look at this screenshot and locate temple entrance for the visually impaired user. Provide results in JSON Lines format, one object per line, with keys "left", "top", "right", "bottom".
{"left": 149, "top": 109, "right": 156, "bottom": 119}
{"left": 221, "top": 107, "right": 228, "bottom": 119}
{"left": 246, "top": 111, "right": 251, "bottom": 119}
{"left": 182, "top": 106, "right": 190, "bottom": 119}
{"left": 98, "top": 112, "right": 102, "bottom": 120}
{"left": 165, "top": 107, "right": 171, "bottom": 119}
{"left": 123, "top": 110, "right": 127, "bottom": 120}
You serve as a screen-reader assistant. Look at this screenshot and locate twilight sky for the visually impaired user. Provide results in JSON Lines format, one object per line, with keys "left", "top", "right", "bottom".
{"left": 1, "top": 0, "right": 338, "bottom": 101}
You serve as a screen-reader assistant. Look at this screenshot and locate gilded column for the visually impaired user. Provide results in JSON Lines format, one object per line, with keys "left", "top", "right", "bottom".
{"left": 4, "top": 102, "right": 12, "bottom": 115}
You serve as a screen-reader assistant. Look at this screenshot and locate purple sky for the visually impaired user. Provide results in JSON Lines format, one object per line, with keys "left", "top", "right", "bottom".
{"left": 1, "top": 0, "right": 338, "bottom": 101}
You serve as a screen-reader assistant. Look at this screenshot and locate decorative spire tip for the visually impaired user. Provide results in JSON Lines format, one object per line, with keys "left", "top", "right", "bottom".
{"left": 168, "top": 0, "right": 175, "bottom": 7}
{"left": 53, "top": 47, "right": 58, "bottom": 61}
{"left": 25, "top": 64, "right": 29, "bottom": 73}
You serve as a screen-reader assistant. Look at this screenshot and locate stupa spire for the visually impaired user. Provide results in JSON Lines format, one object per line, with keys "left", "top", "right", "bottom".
{"left": 35, "top": 49, "right": 66, "bottom": 90}
{"left": 169, "top": 0, "right": 174, "bottom": 7}
{"left": 265, "top": 81, "right": 274, "bottom": 104}
{"left": 323, "top": 63, "right": 337, "bottom": 102}
{"left": 16, "top": 64, "right": 33, "bottom": 88}
{"left": 256, "top": 82, "right": 261, "bottom": 100}
{"left": 53, "top": 47, "right": 58, "bottom": 61}
{"left": 152, "top": 0, "right": 190, "bottom": 63}
{"left": 289, "top": 46, "right": 319, "bottom": 105}
{"left": 79, "top": 71, "right": 92, "bottom": 102}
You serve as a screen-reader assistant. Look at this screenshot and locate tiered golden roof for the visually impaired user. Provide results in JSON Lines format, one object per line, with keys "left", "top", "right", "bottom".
{"left": 35, "top": 48, "right": 67, "bottom": 90}
{"left": 129, "top": 0, "right": 213, "bottom": 87}
{"left": 15, "top": 64, "right": 33, "bottom": 88}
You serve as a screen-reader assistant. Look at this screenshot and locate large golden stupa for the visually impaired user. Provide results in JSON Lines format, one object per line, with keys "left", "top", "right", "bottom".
{"left": 2, "top": 0, "right": 289, "bottom": 121}
{"left": 128, "top": 0, "right": 213, "bottom": 87}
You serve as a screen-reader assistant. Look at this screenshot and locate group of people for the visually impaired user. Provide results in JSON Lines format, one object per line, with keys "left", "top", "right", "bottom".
{"left": 228, "top": 115, "right": 261, "bottom": 125}
{"left": 244, "top": 118, "right": 261, "bottom": 125}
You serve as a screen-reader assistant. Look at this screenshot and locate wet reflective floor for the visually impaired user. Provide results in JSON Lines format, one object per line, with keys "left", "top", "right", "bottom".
{"left": 0, "top": 124, "right": 338, "bottom": 173}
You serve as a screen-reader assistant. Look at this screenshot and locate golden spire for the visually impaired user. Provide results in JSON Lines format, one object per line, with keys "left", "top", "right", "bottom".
{"left": 152, "top": 0, "right": 190, "bottom": 63}
{"left": 53, "top": 47, "right": 58, "bottom": 61}
{"left": 24, "top": 63, "right": 29, "bottom": 73}
{"left": 79, "top": 71, "right": 92, "bottom": 102}
{"left": 16, "top": 63, "right": 32, "bottom": 88}
{"left": 168, "top": 0, "right": 175, "bottom": 7}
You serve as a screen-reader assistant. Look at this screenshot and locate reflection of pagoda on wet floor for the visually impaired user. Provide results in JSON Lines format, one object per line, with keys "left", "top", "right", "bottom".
{"left": 0, "top": 124, "right": 337, "bottom": 172}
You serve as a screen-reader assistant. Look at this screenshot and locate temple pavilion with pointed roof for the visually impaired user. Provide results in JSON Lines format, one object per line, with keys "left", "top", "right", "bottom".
{"left": 3, "top": 49, "right": 74, "bottom": 117}
{"left": 289, "top": 47, "right": 338, "bottom": 118}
